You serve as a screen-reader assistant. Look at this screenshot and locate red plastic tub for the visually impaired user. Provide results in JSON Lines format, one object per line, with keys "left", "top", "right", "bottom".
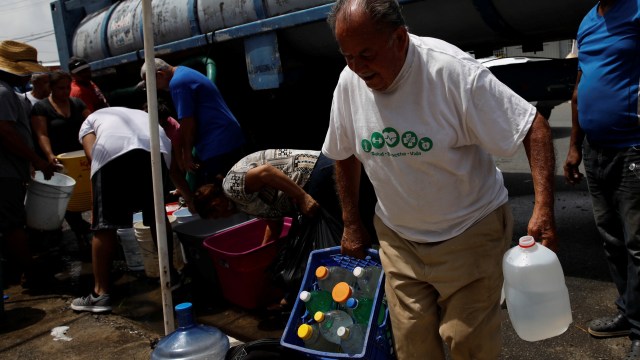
{"left": 203, "top": 217, "right": 292, "bottom": 309}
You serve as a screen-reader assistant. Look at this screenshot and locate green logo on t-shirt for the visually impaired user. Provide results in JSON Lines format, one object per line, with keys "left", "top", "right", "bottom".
{"left": 361, "top": 127, "right": 433, "bottom": 156}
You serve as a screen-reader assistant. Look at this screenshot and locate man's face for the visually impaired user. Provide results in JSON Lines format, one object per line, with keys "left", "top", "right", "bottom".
{"left": 154, "top": 70, "right": 171, "bottom": 91}
{"left": 51, "top": 77, "right": 71, "bottom": 99}
{"left": 335, "top": 10, "right": 408, "bottom": 91}
{"left": 73, "top": 68, "right": 92, "bottom": 83}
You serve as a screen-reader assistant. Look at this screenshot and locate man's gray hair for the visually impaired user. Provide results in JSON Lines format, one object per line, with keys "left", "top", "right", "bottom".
{"left": 327, "top": 0, "right": 405, "bottom": 34}
{"left": 140, "top": 58, "right": 172, "bottom": 79}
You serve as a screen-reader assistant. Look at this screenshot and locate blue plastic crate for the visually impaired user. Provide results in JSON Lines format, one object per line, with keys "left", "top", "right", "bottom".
{"left": 280, "top": 246, "right": 395, "bottom": 359}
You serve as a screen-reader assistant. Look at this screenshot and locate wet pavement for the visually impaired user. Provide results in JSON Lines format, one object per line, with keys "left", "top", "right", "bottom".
{"left": 0, "top": 101, "right": 635, "bottom": 359}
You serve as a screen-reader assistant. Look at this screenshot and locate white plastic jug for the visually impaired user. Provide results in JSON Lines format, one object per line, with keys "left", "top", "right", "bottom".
{"left": 502, "top": 235, "right": 572, "bottom": 342}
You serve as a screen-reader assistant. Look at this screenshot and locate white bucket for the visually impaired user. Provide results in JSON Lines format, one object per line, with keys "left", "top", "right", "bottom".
{"left": 24, "top": 171, "right": 76, "bottom": 231}
{"left": 117, "top": 227, "right": 145, "bottom": 271}
{"left": 134, "top": 216, "right": 184, "bottom": 278}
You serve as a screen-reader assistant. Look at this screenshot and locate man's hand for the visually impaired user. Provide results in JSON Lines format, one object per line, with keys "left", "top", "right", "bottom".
{"left": 297, "top": 193, "right": 320, "bottom": 218}
{"left": 528, "top": 207, "right": 558, "bottom": 252}
{"left": 33, "top": 157, "right": 57, "bottom": 180}
{"left": 341, "top": 223, "right": 371, "bottom": 259}
{"left": 563, "top": 148, "right": 584, "bottom": 185}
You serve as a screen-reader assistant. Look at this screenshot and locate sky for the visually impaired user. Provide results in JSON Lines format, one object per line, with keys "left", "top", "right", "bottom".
{"left": 0, "top": 0, "right": 59, "bottom": 65}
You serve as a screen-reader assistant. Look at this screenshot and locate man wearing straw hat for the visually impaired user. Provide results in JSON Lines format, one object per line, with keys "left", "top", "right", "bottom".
{"left": 0, "top": 40, "right": 58, "bottom": 291}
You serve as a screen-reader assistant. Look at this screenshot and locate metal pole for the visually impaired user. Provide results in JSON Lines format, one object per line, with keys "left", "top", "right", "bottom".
{"left": 141, "top": 0, "right": 175, "bottom": 334}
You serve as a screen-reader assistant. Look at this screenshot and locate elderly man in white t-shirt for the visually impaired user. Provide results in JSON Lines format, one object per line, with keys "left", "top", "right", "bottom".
{"left": 322, "top": 0, "right": 557, "bottom": 359}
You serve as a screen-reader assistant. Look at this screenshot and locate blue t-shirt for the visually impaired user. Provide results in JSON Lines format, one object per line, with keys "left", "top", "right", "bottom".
{"left": 577, "top": 0, "right": 640, "bottom": 148}
{"left": 170, "top": 66, "right": 245, "bottom": 160}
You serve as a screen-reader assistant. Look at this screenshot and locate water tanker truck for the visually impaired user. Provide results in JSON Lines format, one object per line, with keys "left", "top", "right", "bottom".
{"left": 50, "top": 0, "right": 595, "bottom": 148}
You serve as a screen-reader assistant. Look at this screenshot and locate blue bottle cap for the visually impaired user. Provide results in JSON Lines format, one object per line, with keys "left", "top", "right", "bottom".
{"left": 346, "top": 298, "right": 358, "bottom": 308}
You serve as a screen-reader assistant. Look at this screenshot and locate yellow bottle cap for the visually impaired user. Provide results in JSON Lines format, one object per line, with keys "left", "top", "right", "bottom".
{"left": 315, "top": 266, "right": 329, "bottom": 280}
{"left": 314, "top": 311, "right": 325, "bottom": 322}
{"left": 332, "top": 282, "right": 353, "bottom": 303}
{"left": 297, "top": 324, "right": 313, "bottom": 340}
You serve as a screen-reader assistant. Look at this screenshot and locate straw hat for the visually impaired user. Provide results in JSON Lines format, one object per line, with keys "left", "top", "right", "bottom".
{"left": 0, "top": 40, "right": 48, "bottom": 76}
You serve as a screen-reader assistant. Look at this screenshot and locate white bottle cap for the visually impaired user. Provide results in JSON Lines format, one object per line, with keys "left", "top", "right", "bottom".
{"left": 353, "top": 267, "right": 364, "bottom": 278}
{"left": 336, "top": 326, "right": 349, "bottom": 338}
{"left": 299, "top": 291, "right": 311, "bottom": 302}
{"left": 518, "top": 235, "right": 536, "bottom": 248}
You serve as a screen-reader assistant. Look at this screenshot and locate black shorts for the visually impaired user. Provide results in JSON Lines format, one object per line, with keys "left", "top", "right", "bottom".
{"left": 91, "top": 149, "right": 168, "bottom": 230}
{"left": 0, "top": 178, "right": 27, "bottom": 232}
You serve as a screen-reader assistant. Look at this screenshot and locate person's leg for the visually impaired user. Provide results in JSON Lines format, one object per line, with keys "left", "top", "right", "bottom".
{"left": 375, "top": 215, "right": 445, "bottom": 360}
{"left": 71, "top": 154, "right": 134, "bottom": 313}
{"left": 615, "top": 146, "right": 640, "bottom": 341}
{"left": 0, "top": 178, "right": 33, "bottom": 284}
{"left": 377, "top": 203, "right": 511, "bottom": 360}
{"left": 92, "top": 229, "right": 117, "bottom": 295}
{"left": 437, "top": 204, "right": 512, "bottom": 359}
{"left": 583, "top": 142, "right": 635, "bottom": 337}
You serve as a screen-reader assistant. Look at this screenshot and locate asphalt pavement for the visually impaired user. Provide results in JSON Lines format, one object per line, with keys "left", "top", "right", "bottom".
{"left": 0, "top": 101, "right": 633, "bottom": 359}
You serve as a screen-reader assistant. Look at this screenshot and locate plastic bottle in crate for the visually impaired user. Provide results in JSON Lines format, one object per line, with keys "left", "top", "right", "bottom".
{"left": 331, "top": 281, "right": 361, "bottom": 305}
{"left": 297, "top": 323, "right": 340, "bottom": 352}
{"left": 345, "top": 297, "right": 376, "bottom": 325}
{"left": 151, "top": 302, "right": 229, "bottom": 359}
{"left": 314, "top": 310, "right": 354, "bottom": 344}
{"left": 316, "top": 266, "right": 356, "bottom": 292}
{"left": 337, "top": 323, "right": 367, "bottom": 354}
{"left": 299, "top": 290, "right": 333, "bottom": 315}
{"left": 353, "top": 265, "right": 383, "bottom": 298}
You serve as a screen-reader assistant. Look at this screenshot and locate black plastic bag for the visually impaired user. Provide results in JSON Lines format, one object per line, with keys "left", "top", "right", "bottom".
{"left": 225, "top": 338, "right": 307, "bottom": 360}
{"left": 269, "top": 207, "right": 343, "bottom": 292}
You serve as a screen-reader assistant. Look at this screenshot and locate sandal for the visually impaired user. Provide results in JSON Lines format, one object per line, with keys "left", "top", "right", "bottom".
{"left": 588, "top": 313, "right": 631, "bottom": 338}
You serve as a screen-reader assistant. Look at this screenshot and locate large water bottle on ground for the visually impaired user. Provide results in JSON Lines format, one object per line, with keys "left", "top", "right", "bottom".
{"left": 316, "top": 266, "right": 356, "bottom": 292}
{"left": 337, "top": 323, "right": 367, "bottom": 354}
{"left": 151, "top": 302, "right": 230, "bottom": 359}
{"left": 299, "top": 289, "right": 333, "bottom": 315}
{"left": 353, "top": 265, "right": 383, "bottom": 298}
{"left": 297, "top": 323, "right": 340, "bottom": 352}
{"left": 314, "top": 310, "right": 354, "bottom": 344}
{"left": 503, "top": 235, "right": 572, "bottom": 342}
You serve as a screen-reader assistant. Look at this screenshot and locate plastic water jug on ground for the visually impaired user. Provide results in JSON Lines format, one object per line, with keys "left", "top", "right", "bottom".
{"left": 503, "top": 235, "right": 572, "bottom": 342}
{"left": 151, "top": 302, "right": 229, "bottom": 359}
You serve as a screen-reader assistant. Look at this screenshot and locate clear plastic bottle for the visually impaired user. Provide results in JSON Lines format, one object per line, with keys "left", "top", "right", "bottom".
{"left": 151, "top": 302, "right": 230, "bottom": 359}
{"left": 297, "top": 323, "right": 340, "bottom": 352}
{"left": 345, "top": 297, "right": 375, "bottom": 325}
{"left": 331, "top": 281, "right": 361, "bottom": 305}
{"left": 316, "top": 266, "right": 356, "bottom": 292}
{"left": 353, "top": 266, "right": 383, "bottom": 298}
{"left": 299, "top": 289, "right": 333, "bottom": 315}
{"left": 503, "top": 235, "right": 572, "bottom": 342}
{"left": 337, "top": 324, "right": 367, "bottom": 354}
{"left": 313, "top": 310, "right": 354, "bottom": 344}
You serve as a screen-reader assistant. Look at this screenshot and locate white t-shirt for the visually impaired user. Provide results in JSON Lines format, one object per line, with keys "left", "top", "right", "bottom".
{"left": 322, "top": 34, "right": 536, "bottom": 243}
{"left": 78, "top": 107, "right": 172, "bottom": 177}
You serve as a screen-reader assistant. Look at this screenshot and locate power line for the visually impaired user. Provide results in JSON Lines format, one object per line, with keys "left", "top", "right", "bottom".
{"left": 0, "top": 0, "right": 50, "bottom": 13}
{"left": 1, "top": 30, "right": 54, "bottom": 42}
